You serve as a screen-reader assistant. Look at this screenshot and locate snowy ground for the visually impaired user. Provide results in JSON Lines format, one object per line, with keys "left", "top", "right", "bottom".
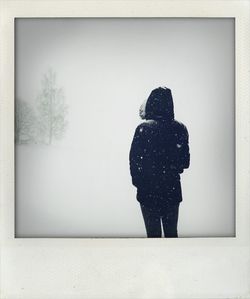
{"left": 15, "top": 144, "right": 145, "bottom": 237}
{"left": 15, "top": 143, "right": 235, "bottom": 238}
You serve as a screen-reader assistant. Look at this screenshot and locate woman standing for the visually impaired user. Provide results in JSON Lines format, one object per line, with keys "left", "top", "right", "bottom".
{"left": 129, "top": 87, "right": 190, "bottom": 238}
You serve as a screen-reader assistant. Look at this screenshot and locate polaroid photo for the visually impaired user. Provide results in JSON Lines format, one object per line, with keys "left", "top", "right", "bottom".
{"left": 1, "top": 1, "right": 250, "bottom": 298}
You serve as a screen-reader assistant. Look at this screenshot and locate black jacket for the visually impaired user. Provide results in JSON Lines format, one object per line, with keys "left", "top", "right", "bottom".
{"left": 129, "top": 87, "right": 190, "bottom": 209}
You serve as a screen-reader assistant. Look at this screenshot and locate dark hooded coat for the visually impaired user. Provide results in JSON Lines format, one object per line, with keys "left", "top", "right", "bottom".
{"left": 129, "top": 87, "right": 190, "bottom": 210}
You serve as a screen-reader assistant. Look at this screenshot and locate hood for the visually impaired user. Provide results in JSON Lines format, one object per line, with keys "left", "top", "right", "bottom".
{"left": 140, "top": 87, "right": 175, "bottom": 121}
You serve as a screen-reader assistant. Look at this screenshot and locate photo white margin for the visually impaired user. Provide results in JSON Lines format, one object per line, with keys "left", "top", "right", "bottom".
{"left": 0, "top": 1, "right": 250, "bottom": 298}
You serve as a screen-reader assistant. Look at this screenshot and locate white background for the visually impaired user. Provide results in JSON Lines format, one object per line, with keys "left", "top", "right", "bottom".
{"left": 15, "top": 18, "right": 235, "bottom": 237}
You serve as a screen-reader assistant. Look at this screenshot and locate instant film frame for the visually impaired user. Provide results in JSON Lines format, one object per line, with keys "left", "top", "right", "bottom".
{"left": 1, "top": 1, "right": 250, "bottom": 298}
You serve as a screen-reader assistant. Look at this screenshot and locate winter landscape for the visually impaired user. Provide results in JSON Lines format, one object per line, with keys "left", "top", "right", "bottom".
{"left": 15, "top": 18, "right": 235, "bottom": 237}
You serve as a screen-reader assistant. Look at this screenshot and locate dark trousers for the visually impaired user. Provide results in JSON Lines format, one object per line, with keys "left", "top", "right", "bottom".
{"left": 140, "top": 202, "right": 180, "bottom": 238}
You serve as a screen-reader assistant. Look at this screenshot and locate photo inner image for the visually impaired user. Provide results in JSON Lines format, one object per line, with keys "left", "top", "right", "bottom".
{"left": 15, "top": 18, "right": 235, "bottom": 238}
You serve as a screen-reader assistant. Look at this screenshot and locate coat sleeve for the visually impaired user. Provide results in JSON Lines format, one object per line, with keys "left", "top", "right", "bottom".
{"left": 177, "top": 125, "right": 190, "bottom": 172}
{"left": 129, "top": 125, "right": 148, "bottom": 188}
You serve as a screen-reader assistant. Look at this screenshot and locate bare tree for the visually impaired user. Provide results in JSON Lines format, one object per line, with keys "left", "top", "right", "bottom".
{"left": 36, "top": 69, "right": 68, "bottom": 144}
{"left": 15, "top": 99, "right": 37, "bottom": 144}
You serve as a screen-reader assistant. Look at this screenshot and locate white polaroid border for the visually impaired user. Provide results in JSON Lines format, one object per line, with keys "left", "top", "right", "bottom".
{"left": 1, "top": 1, "right": 250, "bottom": 298}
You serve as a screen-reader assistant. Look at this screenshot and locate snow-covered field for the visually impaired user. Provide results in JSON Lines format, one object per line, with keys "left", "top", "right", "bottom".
{"left": 16, "top": 141, "right": 235, "bottom": 238}
{"left": 15, "top": 144, "right": 145, "bottom": 237}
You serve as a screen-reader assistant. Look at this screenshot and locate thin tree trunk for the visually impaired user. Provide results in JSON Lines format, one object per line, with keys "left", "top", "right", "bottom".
{"left": 49, "top": 88, "right": 53, "bottom": 145}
